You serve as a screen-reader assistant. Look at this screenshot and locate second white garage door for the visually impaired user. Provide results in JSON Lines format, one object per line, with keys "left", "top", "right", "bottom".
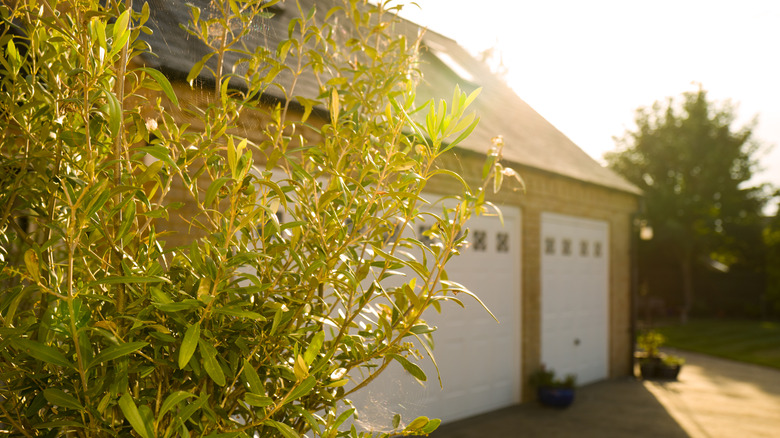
{"left": 540, "top": 212, "right": 609, "bottom": 385}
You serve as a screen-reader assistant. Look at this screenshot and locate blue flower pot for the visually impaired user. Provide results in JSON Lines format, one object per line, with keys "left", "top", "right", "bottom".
{"left": 537, "top": 387, "right": 575, "bottom": 408}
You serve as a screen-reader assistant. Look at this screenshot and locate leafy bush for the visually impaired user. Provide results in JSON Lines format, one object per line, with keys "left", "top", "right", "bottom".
{"left": 528, "top": 367, "right": 576, "bottom": 389}
{"left": 637, "top": 330, "right": 666, "bottom": 358}
{"left": 0, "top": 0, "right": 512, "bottom": 436}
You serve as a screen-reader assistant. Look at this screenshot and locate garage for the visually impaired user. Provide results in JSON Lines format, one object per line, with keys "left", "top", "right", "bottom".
{"left": 540, "top": 212, "right": 610, "bottom": 385}
{"left": 352, "top": 204, "right": 522, "bottom": 425}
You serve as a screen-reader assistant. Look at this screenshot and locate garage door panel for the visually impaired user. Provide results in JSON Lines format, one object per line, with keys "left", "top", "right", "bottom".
{"left": 541, "top": 212, "right": 609, "bottom": 386}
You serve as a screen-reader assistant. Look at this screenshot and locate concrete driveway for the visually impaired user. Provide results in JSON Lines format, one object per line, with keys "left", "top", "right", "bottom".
{"left": 428, "top": 349, "right": 780, "bottom": 438}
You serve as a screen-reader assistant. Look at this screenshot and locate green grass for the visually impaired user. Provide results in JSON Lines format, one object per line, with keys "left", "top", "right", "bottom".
{"left": 654, "top": 319, "right": 780, "bottom": 370}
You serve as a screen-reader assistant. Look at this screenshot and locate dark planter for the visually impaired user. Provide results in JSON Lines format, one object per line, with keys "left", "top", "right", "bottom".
{"left": 639, "top": 356, "right": 661, "bottom": 379}
{"left": 656, "top": 363, "right": 682, "bottom": 380}
{"left": 639, "top": 361, "right": 657, "bottom": 379}
{"left": 639, "top": 357, "right": 682, "bottom": 380}
{"left": 537, "top": 387, "right": 575, "bottom": 408}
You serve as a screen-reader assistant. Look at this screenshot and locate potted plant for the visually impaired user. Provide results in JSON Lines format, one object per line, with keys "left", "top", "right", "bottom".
{"left": 636, "top": 330, "right": 685, "bottom": 380}
{"left": 529, "top": 366, "right": 577, "bottom": 408}
{"left": 658, "top": 355, "right": 685, "bottom": 379}
{"left": 636, "top": 330, "right": 665, "bottom": 378}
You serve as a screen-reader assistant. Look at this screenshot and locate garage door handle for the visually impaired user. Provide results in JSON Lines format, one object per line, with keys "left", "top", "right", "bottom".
{"left": 574, "top": 338, "right": 581, "bottom": 346}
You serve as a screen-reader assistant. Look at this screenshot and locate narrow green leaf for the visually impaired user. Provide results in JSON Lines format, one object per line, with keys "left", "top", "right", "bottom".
{"left": 138, "top": 405, "right": 154, "bottom": 435}
{"left": 429, "top": 168, "right": 470, "bottom": 191}
{"left": 139, "top": 67, "right": 180, "bottom": 107}
{"left": 409, "top": 324, "right": 436, "bottom": 335}
{"left": 205, "top": 177, "right": 231, "bottom": 206}
{"left": 303, "top": 331, "right": 324, "bottom": 365}
{"left": 116, "top": 200, "right": 136, "bottom": 239}
{"left": 227, "top": 136, "right": 237, "bottom": 178}
{"left": 6, "top": 40, "right": 19, "bottom": 74}
{"left": 420, "top": 418, "right": 442, "bottom": 434}
{"left": 88, "top": 275, "right": 170, "bottom": 287}
{"left": 323, "top": 379, "right": 348, "bottom": 388}
{"left": 178, "top": 322, "right": 200, "bottom": 369}
{"left": 290, "top": 405, "right": 321, "bottom": 436}
{"left": 14, "top": 339, "right": 73, "bottom": 369}
{"left": 425, "top": 100, "right": 436, "bottom": 139}
{"left": 494, "top": 164, "right": 504, "bottom": 194}
{"left": 277, "top": 39, "right": 293, "bottom": 63}
{"left": 330, "top": 408, "right": 354, "bottom": 432}
{"left": 389, "top": 354, "right": 426, "bottom": 382}
{"left": 141, "top": 2, "right": 150, "bottom": 23}
{"left": 405, "top": 416, "right": 429, "bottom": 431}
{"left": 23, "top": 249, "right": 39, "bottom": 283}
{"left": 154, "top": 300, "right": 202, "bottom": 313}
{"left": 43, "top": 389, "right": 83, "bottom": 411}
{"left": 112, "top": 9, "right": 130, "bottom": 41}
{"left": 102, "top": 86, "right": 122, "bottom": 138}
{"left": 137, "top": 146, "right": 179, "bottom": 172}
{"left": 158, "top": 391, "right": 195, "bottom": 419}
{"left": 84, "top": 181, "right": 111, "bottom": 217}
{"left": 411, "top": 331, "right": 442, "bottom": 388}
{"left": 242, "top": 359, "right": 266, "bottom": 395}
{"left": 177, "top": 395, "right": 206, "bottom": 426}
{"left": 244, "top": 393, "right": 273, "bottom": 407}
{"left": 451, "top": 84, "right": 463, "bottom": 115}
{"left": 463, "top": 87, "right": 482, "bottom": 109}
{"left": 330, "top": 88, "right": 339, "bottom": 122}
{"left": 269, "top": 308, "right": 283, "bottom": 336}
{"left": 286, "top": 376, "right": 316, "bottom": 402}
{"left": 32, "top": 420, "right": 85, "bottom": 429}
{"left": 109, "top": 24, "right": 131, "bottom": 59}
{"left": 443, "top": 115, "right": 479, "bottom": 152}
{"left": 295, "top": 96, "right": 316, "bottom": 123}
{"left": 198, "top": 339, "right": 226, "bottom": 386}
{"left": 444, "top": 285, "right": 498, "bottom": 322}
{"left": 88, "top": 341, "right": 148, "bottom": 369}
{"left": 119, "top": 393, "right": 153, "bottom": 438}
{"left": 220, "top": 75, "right": 230, "bottom": 107}
{"left": 451, "top": 111, "right": 476, "bottom": 134}
{"left": 293, "top": 354, "right": 308, "bottom": 381}
{"left": 136, "top": 159, "right": 164, "bottom": 186}
{"left": 266, "top": 420, "right": 300, "bottom": 438}
{"left": 187, "top": 54, "right": 213, "bottom": 84}
{"left": 213, "top": 307, "right": 265, "bottom": 320}
{"left": 4, "top": 285, "right": 30, "bottom": 326}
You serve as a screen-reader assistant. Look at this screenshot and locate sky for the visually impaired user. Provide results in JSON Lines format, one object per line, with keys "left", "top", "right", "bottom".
{"left": 396, "top": 0, "right": 780, "bottom": 201}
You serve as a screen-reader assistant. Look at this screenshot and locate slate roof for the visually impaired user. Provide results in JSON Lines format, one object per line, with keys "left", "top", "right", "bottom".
{"left": 136, "top": 0, "right": 640, "bottom": 195}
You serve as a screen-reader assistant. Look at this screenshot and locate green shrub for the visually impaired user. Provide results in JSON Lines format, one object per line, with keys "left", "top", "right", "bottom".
{"left": 637, "top": 330, "right": 666, "bottom": 357}
{"left": 529, "top": 367, "right": 576, "bottom": 389}
{"left": 0, "top": 0, "right": 513, "bottom": 436}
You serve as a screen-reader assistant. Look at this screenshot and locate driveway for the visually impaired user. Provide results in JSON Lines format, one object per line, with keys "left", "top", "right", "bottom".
{"left": 428, "top": 349, "right": 780, "bottom": 438}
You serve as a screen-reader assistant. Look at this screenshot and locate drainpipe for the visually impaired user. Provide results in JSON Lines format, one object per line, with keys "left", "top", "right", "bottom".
{"left": 630, "top": 212, "right": 639, "bottom": 377}
{"left": 630, "top": 199, "right": 650, "bottom": 377}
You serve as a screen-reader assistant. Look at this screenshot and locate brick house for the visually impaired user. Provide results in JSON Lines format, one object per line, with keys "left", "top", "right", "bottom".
{"left": 138, "top": 0, "right": 640, "bottom": 424}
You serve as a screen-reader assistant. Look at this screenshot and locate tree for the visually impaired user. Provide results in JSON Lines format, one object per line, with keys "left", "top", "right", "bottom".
{"left": 606, "top": 87, "right": 769, "bottom": 323}
{"left": 0, "top": 0, "right": 508, "bottom": 436}
{"left": 764, "top": 198, "right": 780, "bottom": 317}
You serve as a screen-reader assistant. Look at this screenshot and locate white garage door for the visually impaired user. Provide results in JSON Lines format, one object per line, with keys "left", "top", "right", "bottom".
{"left": 540, "top": 212, "right": 609, "bottom": 385}
{"left": 352, "top": 204, "right": 522, "bottom": 427}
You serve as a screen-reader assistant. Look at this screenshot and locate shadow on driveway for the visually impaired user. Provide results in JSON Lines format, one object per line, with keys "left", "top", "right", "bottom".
{"left": 428, "top": 349, "right": 780, "bottom": 437}
{"left": 429, "top": 377, "right": 688, "bottom": 438}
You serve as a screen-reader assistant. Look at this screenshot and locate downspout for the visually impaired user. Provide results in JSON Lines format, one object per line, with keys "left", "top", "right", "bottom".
{"left": 629, "top": 197, "right": 647, "bottom": 377}
{"left": 630, "top": 211, "right": 639, "bottom": 377}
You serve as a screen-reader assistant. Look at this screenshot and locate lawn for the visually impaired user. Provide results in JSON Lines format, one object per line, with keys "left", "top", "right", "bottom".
{"left": 654, "top": 319, "right": 780, "bottom": 370}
